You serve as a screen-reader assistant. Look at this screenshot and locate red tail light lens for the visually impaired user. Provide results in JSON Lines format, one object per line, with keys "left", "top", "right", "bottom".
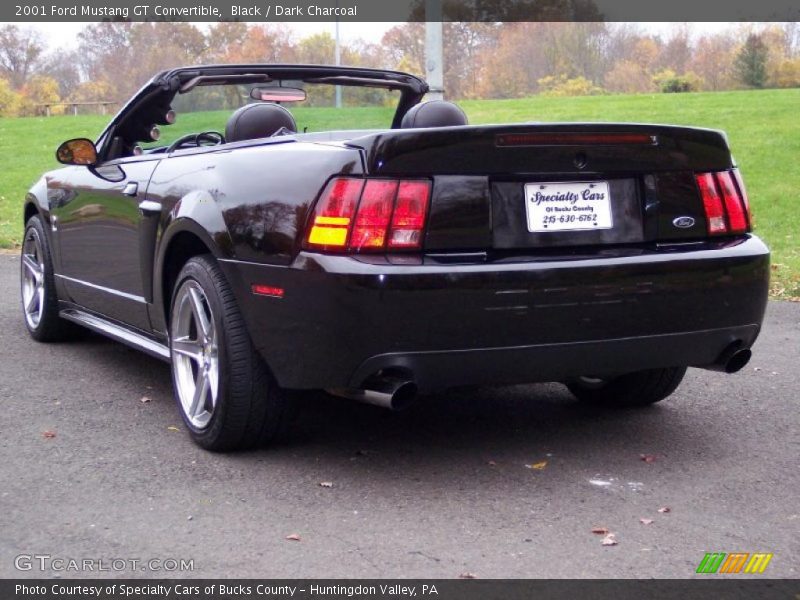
{"left": 695, "top": 169, "right": 751, "bottom": 236}
{"left": 351, "top": 180, "right": 397, "bottom": 250}
{"left": 307, "top": 178, "right": 364, "bottom": 249}
{"left": 388, "top": 181, "right": 431, "bottom": 249}
{"left": 716, "top": 171, "right": 747, "bottom": 233}
{"left": 732, "top": 169, "right": 751, "bottom": 222}
{"left": 306, "top": 177, "right": 431, "bottom": 253}
{"left": 695, "top": 172, "right": 727, "bottom": 234}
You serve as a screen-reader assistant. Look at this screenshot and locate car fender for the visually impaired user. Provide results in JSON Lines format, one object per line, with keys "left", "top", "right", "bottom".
{"left": 24, "top": 177, "right": 49, "bottom": 222}
{"left": 150, "top": 190, "right": 234, "bottom": 333}
{"left": 24, "top": 176, "right": 67, "bottom": 277}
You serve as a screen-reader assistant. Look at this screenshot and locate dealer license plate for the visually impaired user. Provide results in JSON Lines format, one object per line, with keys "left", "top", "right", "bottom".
{"left": 524, "top": 181, "right": 613, "bottom": 232}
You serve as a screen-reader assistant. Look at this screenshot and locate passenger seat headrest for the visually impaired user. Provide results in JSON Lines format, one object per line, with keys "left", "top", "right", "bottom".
{"left": 400, "top": 100, "right": 468, "bottom": 129}
{"left": 225, "top": 103, "right": 297, "bottom": 143}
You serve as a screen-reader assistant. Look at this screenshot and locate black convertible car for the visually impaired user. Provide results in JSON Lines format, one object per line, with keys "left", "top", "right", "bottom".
{"left": 21, "top": 64, "right": 769, "bottom": 451}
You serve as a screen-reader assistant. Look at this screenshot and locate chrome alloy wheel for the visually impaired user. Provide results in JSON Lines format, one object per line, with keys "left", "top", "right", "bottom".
{"left": 171, "top": 280, "right": 219, "bottom": 429}
{"left": 21, "top": 227, "right": 45, "bottom": 329}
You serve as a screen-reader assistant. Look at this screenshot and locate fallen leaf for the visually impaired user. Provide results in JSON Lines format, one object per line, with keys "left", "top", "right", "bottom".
{"left": 167, "top": 426, "right": 180, "bottom": 432}
{"left": 640, "top": 454, "right": 657, "bottom": 463}
{"left": 639, "top": 518, "right": 654, "bottom": 525}
{"left": 42, "top": 430, "right": 56, "bottom": 439}
{"left": 139, "top": 396, "right": 152, "bottom": 403}
{"left": 285, "top": 533, "right": 301, "bottom": 541}
{"left": 458, "top": 572, "right": 477, "bottom": 579}
{"left": 525, "top": 461, "right": 548, "bottom": 470}
{"left": 601, "top": 533, "right": 618, "bottom": 546}
{"left": 658, "top": 506, "right": 671, "bottom": 513}
{"left": 591, "top": 527, "right": 610, "bottom": 535}
{"left": 319, "top": 482, "right": 333, "bottom": 488}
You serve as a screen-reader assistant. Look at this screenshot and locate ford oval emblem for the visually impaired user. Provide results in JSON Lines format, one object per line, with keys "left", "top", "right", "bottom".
{"left": 672, "top": 216, "right": 695, "bottom": 229}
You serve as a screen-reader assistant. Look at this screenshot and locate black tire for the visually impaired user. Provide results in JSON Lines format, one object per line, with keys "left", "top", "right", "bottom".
{"left": 20, "top": 215, "right": 74, "bottom": 342}
{"left": 168, "top": 255, "right": 290, "bottom": 451}
{"left": 566, "top": 367, "right": 687, "bottom": 408}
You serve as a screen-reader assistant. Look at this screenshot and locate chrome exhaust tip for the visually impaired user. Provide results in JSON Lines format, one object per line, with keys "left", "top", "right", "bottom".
{"left": 328, "top": 377, "right": 418, "bottom": 411}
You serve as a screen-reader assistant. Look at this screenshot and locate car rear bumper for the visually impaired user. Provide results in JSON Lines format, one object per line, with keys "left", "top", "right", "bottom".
{"left": 219, "top": 235, "right": 770, "bottom": 391}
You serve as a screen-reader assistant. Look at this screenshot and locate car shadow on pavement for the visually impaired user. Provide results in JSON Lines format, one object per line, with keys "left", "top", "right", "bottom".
{"left": 59, "top": 328, "right": 721, "bottom": 488}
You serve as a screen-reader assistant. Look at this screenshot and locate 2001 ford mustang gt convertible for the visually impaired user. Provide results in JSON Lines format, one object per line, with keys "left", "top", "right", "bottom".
{"left": 21, "top": 64, "right": 769, "bottom": 451}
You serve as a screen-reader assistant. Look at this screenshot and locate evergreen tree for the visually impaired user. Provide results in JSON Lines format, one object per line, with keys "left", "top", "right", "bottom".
{"left": 735, "top": 34, "right": 768, "bottom": 88}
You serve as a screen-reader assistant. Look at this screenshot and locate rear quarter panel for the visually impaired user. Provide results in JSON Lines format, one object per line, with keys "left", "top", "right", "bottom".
{"left": 145, "top": 139, "right": 362, "bottom": 333}
{"left": 148, "top": 140, "right": 363, "bottom": 267}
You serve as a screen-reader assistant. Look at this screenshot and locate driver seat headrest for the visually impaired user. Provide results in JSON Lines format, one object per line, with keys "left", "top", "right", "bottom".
{"left": 400, "top": 100, "right": 468, "bottom": 129}
{"left": 225, "top": 103, "right": 297, "bottom": 143}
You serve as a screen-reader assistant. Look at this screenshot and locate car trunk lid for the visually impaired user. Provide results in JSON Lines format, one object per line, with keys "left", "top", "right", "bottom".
{"left": 347, "top": 123, "right": 736, "bottom": 251}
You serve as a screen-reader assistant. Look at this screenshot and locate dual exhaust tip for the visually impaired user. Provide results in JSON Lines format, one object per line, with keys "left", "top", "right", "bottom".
{"left": 331, "top": 342, "right": 752, "bottom": 410}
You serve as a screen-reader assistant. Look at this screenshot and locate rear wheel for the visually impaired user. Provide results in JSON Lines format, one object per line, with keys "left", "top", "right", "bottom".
{"left": 21, "top": 215, "right": 73, "bottom": 342}
{"left": 169, "top": 255, "right": 290, "bottom": 451}
{"left": 566, "top": 367, "right": 687, "bottom": 408}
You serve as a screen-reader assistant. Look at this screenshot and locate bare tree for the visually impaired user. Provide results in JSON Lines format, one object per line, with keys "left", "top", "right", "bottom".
{"left": 40, "top": 51, "right": 82, "bottom": 98}
{"left": 0, "top": 25, "right": 45, "bottom": 89}
{"left": 657, "top": 24, "right": 693, "bottom": 74}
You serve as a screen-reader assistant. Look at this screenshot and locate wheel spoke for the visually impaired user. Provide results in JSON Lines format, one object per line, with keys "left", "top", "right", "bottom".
{"left": 189, "top": 369, "right": 209, "bottom": 418}
{"left": 188, "top": 287, "right": 211, "bottom": 339}
{"left": 171, "top": 279, "right": 219, "bottom": 429}
{"left": 26, "top": 288, "right": 39, "bottom": 314}
{"left": 22, "top": 254, "right": 41, "bottom": 282}
{"left": 207, "top": 358, "right": 219, "bottom": 407}
{"left": 172, "top": 336, "right": 203, "bottom": 363}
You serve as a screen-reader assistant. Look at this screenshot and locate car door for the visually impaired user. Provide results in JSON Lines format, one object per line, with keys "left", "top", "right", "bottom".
{"left": 49, "top": 156, "right": 161, "bottom": 331}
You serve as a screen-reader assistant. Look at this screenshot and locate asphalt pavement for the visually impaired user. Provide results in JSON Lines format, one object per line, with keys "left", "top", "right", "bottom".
{"left": 0, "top": 253, "right": 798, "bottom": 579}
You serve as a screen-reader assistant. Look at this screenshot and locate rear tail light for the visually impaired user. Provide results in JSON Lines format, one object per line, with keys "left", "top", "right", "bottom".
{"left": 305, "top": 177, "right": 431, "bottom": 253}
{"left": 351, "top": 180, "right": 397, "bottom": 249}
{"left": 696, "top": 172, "right": 727, "bottom": 234}
{"left": 388, "top": 181, "right": 430, "bottom": 249}
{"left": 306, "top": 178, "right": 364, "bottom": 249}
{"left": 695, "top": 169, "right": 751, "bottom": 235}
{"left": 716, "top": 171, "right": 748, "bottom": 233}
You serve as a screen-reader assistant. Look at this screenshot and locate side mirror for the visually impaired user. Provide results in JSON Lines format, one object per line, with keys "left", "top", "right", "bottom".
{"left": 56, "top": 138, "right": 98, "bottom": 166}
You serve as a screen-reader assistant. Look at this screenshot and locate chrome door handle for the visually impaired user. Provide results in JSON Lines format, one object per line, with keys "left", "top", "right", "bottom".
{"left": 138, "top": 200, "right": 162, "bottom": 215}
{"left": 123, "top": 182, "right": 138, "bottom": 196}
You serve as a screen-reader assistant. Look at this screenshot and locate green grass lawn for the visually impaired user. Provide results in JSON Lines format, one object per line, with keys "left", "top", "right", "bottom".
{"left": 1, "top": 88, "right": 797, "bottom": 297}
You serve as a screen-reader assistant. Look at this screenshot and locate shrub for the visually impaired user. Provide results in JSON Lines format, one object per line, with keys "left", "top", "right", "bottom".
{"left": 604, "top": 61, "right": 655, "bottom": 94}
{"left": 0, "top": 78, "right": 22, "bottom": 117}
{"left": 653, "top": 69, "right": 702, "bottom": 93}
{"left": 537, "top": 75, "right": 604, "bottom": 97}
{"left": 772, "top": 58, "right": 800, "bottom": 88}
{"left": 19, "top": 75, "right": 61, "bottom": 116}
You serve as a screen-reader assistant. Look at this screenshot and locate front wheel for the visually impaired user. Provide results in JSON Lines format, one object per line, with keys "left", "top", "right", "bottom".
{"left": 169, "top": 255, "right": 290, "bottom": 451}
{"left": 566, "top": 367, "right": 687, "bottom": 408}
{"left": 21, "top": 215, "right": 74, "bottom": 342}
